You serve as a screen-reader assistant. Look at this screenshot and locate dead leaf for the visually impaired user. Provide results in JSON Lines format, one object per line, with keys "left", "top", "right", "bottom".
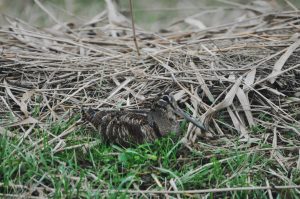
{"left": 184, "top": 17, "right": 207, "bottom": 30}
{"left": 243, "top": 68, "right": 256, "bottom": 90}
{"left": 227, "top": 107, "right": 250, "bottom": 139}
{"left": 268, "top": 39, "right": 300, "bottom": 84}
{"left": 173, "top": 90, "right": 186, "bottom": 101}
{"left": 5, "top": 117, "right": 38, "bottom": 128}
{"left": 206, "top": 76, "right": 242, "bottom": 115}
{"left": 260, "top": 86, "right": 286, "bottom": 97}
{"left": 4, "top": 79, "right": 30, "bottom": 117}
{"left": 190, "top": 61, "right": 214, "bottom": 102}
{"left": 237, "top": 88, "right": 255, "bottom": 126}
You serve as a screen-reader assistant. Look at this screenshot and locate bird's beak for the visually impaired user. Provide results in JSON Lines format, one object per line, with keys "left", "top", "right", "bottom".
{"left": 173, "top": 108, "right": 207, "bottom": 131}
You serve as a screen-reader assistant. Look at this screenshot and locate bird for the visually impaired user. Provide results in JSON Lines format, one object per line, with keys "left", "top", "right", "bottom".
{"left": 82, "top": 94, "right": 206, "bottom": 146}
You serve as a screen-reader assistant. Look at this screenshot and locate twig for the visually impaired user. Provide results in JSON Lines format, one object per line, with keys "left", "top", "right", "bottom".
{"left": 129, "top": 0, "right": 140, "bottom": 56}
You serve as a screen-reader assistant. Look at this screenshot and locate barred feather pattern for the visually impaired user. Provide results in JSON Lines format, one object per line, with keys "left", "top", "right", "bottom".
{"left": 82, "top": 107, "right": 179, "bottom": 146}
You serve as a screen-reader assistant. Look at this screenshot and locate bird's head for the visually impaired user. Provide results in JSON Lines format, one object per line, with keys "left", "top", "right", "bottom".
{"left": 152, "top": 94, "right": 207, "bottom": 131}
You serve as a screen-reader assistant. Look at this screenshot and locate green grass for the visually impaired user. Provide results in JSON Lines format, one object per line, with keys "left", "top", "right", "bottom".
{"left": 1, "top": 114, "right": 299, "bottom": 198}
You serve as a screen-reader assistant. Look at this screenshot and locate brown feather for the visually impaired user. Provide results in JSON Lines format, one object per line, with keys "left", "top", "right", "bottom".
{"left": 82, "top": 97, "right": 180, "bottom": 146}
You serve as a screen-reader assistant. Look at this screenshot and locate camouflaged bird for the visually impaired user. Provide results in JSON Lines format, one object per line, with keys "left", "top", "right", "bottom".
{"left": 82, "top": 95, "right": 206, "bottom": 146}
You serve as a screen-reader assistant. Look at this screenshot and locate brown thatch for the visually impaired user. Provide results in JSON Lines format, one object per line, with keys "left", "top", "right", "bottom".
{"left": 0, "top": 1, "right": 300, "bottom": 196}
{"left": 1, "top": 9, "right": 300, "bottom": 139}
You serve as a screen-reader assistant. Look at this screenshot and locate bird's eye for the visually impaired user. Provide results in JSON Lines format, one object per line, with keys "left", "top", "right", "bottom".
{"left": 162, "top": 95, "right": 170, "bottom": 102}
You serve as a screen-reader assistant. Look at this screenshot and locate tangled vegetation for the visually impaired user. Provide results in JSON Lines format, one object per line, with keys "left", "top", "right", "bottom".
{"left": 0, "top": 0, "right": 300, "bottom": 198}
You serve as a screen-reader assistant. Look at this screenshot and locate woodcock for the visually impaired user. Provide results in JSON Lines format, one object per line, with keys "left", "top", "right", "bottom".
{"left": 82, "top": 95, "right": 206, "bottom": 146}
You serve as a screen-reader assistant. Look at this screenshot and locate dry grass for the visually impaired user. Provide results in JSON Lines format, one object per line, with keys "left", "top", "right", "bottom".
{"left": 0, "top": 0, "right": 300, "bottom": 198}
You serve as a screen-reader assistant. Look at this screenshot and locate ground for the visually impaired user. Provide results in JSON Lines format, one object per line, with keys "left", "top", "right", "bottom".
{"left": 0, "top": 0, "right": 300, "bottom": 198}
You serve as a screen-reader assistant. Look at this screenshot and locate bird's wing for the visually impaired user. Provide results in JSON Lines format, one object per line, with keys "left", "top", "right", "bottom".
{"left": 104, "top": 112, "right": 159, "bottom": 146}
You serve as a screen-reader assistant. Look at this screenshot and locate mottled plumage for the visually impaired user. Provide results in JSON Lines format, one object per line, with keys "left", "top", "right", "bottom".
{"left": 82, "top": 95, "right": 206, "bottom": 146}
